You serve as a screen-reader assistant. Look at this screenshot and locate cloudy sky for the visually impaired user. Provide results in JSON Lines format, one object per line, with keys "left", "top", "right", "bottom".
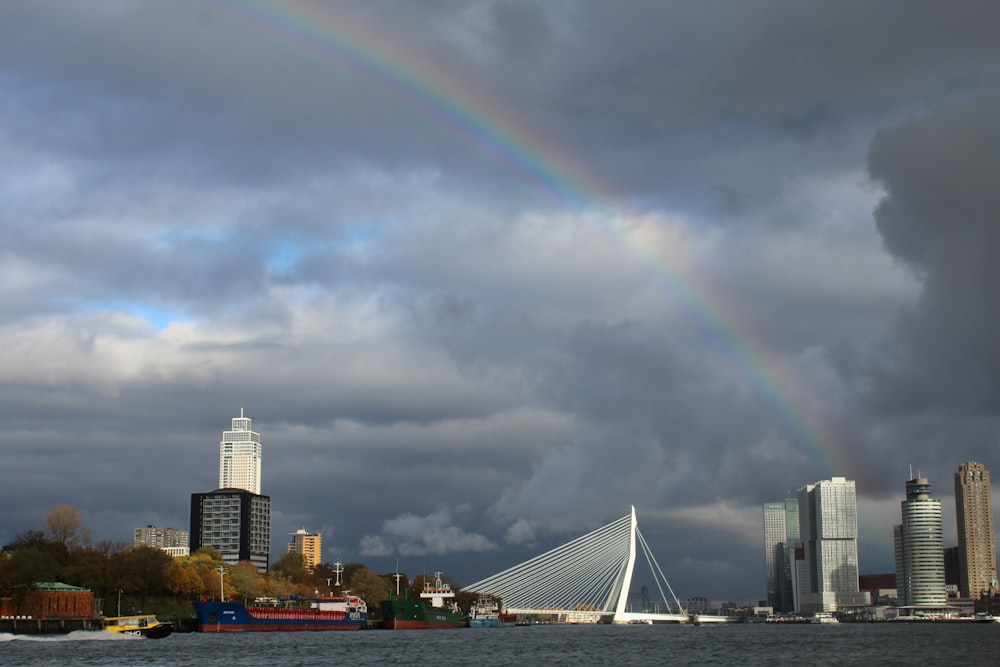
{"left": 2, "top": 1, "right": 1000, "bottom": 603}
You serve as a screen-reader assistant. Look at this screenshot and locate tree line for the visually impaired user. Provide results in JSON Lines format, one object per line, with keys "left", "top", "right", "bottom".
{"left": 0, "top": 504, "right": 483, "bottom": 618}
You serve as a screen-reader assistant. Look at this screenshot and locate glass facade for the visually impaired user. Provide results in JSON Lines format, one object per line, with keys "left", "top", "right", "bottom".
{"left": 763, "top": 499, "right": 798, "bottom": 613}
{"left": 798, "top": 477, "right": 867, "bottom": 612}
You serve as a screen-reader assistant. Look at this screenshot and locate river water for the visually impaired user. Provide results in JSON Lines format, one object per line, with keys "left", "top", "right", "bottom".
{"left": 3, "top": 622, "right": 1000, "bottom": 666}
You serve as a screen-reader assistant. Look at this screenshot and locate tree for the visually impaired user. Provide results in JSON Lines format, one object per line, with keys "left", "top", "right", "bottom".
{"left": 1, "top": 530, "right": 68, "bottom": 585}
{"left": 190, "top": 546, "right": 224, "bottom": 563}
{"left": 228, "top": 561, "right": 266, "bottom": 601}
{"left": 265, "top": 572, "right": 296, "bottom": 600}
{"left": 62, "top": 546, "right": 113, "bottom": 595}
{"left": 164, "top": 560, "right": 206, "bottom": 598}
{"left": 45, "top": 504, "right": 90, "bottom": 549}
{"left": 345, "top": 564, "right": 391, "bottom": 610}
{"left": 271, "top": 551, "right": 308, "bottom": 585}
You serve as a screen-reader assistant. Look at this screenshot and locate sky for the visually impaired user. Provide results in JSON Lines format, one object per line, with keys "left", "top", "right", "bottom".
{"left": 2, "top": 1, "right": 1000, "bottom": 604}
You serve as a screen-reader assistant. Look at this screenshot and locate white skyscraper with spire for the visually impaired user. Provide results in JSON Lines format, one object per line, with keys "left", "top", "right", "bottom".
{"left": 219, "top": 409, "right": 262, "bottom": 494}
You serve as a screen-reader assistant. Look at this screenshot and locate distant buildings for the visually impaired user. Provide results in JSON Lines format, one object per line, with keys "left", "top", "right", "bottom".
{"left": 893, "top": 477, "right": 946, "bottom": 609}
{"left": 797, "top": 476, "right": 869, "bottom": 613}
{"left": 133, "top": 525, "right": 189, "bottom": 557}
{"left": 219, "top": 409, "right": 262, "bottom": 494}
{"left": 762, "top": 498, "right": 798, "bottom": 613}
{"left": 954, "top": 461, "right": 998, "bottom": 599}
{"left": 190, "top": 410, "right": 272, "bottom": 573}
{"left": 762, "top": 462, "right": 1000, "bottom": 618}
{"left": 288, "top": 528, "right": 322, "bottom": 571}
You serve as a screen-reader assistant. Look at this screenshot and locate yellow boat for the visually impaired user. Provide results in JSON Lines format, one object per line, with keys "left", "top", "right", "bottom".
{"left": 102, "top": 614, "right": 174, "bottom": 638}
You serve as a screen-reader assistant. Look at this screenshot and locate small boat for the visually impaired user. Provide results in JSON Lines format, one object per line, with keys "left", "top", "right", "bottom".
{"left": 467, "top": 593, "right": 516, "bottom": 628}
{"left": 102, "top": 614, "right": 174, "bottom": 638}
{"left": 381, "top": 571, "right": 465, "bottom": 630}
{"left": 809, "top": 612, "right": 839, "bottom": 624}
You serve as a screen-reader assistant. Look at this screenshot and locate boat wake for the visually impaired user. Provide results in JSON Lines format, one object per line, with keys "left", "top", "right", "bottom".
{"left": 0, "top": 630, "right": 140, "bottom": 642}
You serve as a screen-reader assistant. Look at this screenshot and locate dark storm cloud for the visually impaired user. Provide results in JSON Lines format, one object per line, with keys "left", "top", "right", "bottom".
{"left": 866, "top": 96, "right": 1000, "bottom": 415}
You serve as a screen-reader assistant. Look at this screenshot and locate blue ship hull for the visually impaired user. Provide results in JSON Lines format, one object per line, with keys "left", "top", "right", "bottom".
{"left": 193, "top": 601, "right": 366, "bottom": 632}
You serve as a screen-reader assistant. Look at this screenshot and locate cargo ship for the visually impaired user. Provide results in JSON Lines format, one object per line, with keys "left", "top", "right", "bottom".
{"left": 193, "top": 593, "right": 367, "bottom": 632}
{"left": 467, "top": 594, "right": 516, "bottom": 628}
{"left": 381, "top": 571, "right": 465, "bottom": 630}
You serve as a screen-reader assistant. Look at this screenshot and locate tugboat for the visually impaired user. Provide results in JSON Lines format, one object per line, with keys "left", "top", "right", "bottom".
{"left": 102, "top": 614, "right": 174, "bottom": 638}
{"left": 381, "top": 571, "right": 466, "bottom": 630}
{"left": 467, "top": 594, "right": 516, "bottom": 628}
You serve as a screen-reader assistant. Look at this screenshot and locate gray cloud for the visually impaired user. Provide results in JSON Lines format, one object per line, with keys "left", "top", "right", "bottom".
{"left": 866, "top": 95, "right": 1000, "bottom": 415}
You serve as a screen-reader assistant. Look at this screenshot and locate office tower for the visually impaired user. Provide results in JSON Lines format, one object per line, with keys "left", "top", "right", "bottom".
{"left": 763, "top": 503, "right": 785, "bottom": 609}
{"left": 288, "top": 528, "right": 322, "bottom": 571}
{"left": 133, "top": 525, "right": 190, "bottom": 557}
{"left": 190, "top": 489, "right": 271, "bottom": 573}
{"left": 797, "top": 477, "right": 870, "bottom": 613}
{"left": 894, "top": 477, "right": 946, "bottom": 608}
{"left": 763, "top": 498, "right": 799, "bottom": 612}
{"left": 955, "top": 461, "right": 998, "bottom": 599}
{"left": 219, "top": 409, "right": 262, "bottom": 494}
{"left": 781, "top": 498, "right": 800, "bottom": 612}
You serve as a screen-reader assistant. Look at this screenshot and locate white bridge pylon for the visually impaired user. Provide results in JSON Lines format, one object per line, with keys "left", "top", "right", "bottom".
{"left": 465, "top": 506, "right": 715, "bottom": 623}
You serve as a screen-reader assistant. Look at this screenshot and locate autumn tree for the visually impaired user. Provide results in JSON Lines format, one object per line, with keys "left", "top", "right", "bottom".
{"left": 228, "top": 561, "right": 266, "bottom": 601}
{"left": 345, "top": 564, "right": 392, "bottom": 611}
{"left": 62, "top": 546, "right": 114, "bottom": 595}
{"left": 271, "top": 551, "right": 308, "bottom": 585}
{"left": 1, "top": 530, "right": 68, "bottom": 586}
{"left": 265, "top": 572, "right": 296, "bottom": 600}
{"left": 45, "top": 504, "right": 91, "bottom": 549}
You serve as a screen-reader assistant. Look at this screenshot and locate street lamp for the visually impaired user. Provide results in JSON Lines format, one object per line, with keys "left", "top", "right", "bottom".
{"left": 116, "top": 589, "right": 123, "bottom": 617}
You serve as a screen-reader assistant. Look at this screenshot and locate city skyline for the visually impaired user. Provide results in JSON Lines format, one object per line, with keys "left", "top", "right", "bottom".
{"left": 2, "top": 3, "right": 1000, "bottom": 603}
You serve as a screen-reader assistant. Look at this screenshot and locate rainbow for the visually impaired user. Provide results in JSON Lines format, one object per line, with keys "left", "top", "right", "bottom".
{"left": 211, "top": 0, "right": 857, "bottom": 483}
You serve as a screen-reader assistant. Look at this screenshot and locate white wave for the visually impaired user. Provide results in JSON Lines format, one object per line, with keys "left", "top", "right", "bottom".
{"left": 0, "top": 630, "right": 141, "bottom": 642}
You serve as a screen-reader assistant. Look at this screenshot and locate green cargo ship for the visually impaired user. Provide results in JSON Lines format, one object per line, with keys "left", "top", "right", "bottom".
{"left": 381, "top": 572, "right": 465, "bottom": 630}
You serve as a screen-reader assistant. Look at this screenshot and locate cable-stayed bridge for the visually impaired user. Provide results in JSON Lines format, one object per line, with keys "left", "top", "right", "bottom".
{"left": 465, "top": 506, "right": 728, "bottom": 624}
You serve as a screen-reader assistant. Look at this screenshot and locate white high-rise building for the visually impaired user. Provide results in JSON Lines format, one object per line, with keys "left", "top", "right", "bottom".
{"left": 797, "top": 477, "right": 870, "bottom": 613}
{"left": 219, "top": 409, "right": 262, "bottom": 494}
{"left": 894, "top": 477, "right": 946, "bottom": 610}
